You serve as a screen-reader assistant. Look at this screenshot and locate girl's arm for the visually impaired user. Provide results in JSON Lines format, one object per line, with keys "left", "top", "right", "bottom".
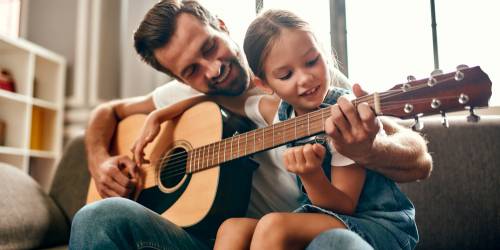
{"left": 300, "top": 163, "right": 365, "bottom": 215}
{"left": 131, "top": 95, "right": 210, "bottom": 165}
{"left": 283, "top": 144, "right": 365, "bottom": 215}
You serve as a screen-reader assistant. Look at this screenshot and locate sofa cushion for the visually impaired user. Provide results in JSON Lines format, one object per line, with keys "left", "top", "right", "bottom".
{"left": 0, "top": 163, "right": 69, "bottom": 249}
{"left": 399, "top": 116, "right": 500, "bottom": 250}
{"left": 49, "top": 134, "right": 90, "bottom": 222}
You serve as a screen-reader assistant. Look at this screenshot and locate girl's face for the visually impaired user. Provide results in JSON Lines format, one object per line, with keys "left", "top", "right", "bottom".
{"left": 261, "top": 28, "right": 330, "bottom": 116}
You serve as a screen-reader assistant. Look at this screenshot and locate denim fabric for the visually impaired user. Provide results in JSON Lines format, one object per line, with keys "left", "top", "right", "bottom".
{"left": 69, "top": 197, "right": 210, "bottom": 250}
{"left": 279, "top": 87, "right": 418, "bottom": 250}
{"left": 307, "top": 228, "right": 374, "bottom": 250}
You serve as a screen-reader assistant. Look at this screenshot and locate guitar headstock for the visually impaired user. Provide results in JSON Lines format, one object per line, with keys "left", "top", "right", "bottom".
{"left": 376, "top": 65, "right": 492, "bottom": 119}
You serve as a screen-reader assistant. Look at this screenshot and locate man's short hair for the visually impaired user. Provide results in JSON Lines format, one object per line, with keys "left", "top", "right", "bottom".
{"left": 134, "top": 0, "right": 220, "bottom": 78}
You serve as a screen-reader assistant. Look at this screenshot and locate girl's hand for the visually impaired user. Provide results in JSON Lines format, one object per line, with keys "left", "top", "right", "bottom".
{"left": 283, "top": 143, "right": 326, "bottom": 176}
{"left": 131, "top": 112, "right": 161, "bottom": 166}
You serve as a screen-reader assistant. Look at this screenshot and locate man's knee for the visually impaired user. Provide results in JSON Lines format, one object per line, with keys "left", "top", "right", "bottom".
{"left": 72, "top": 197, "right": 146, "bottom": 229}
{"left": 306, "top": 229, "right": 373, "bottom": 250}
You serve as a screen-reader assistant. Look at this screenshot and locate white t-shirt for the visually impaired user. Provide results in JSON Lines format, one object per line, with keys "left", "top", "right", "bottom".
{"left": 152, "top": 80, "right": 303, "bottom": 218}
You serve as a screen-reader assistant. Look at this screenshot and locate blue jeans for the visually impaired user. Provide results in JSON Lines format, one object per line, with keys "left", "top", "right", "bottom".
{"left": 69, "top": 198, "right": 210, "bottom": 250}
{"left": 307, "top": 229, "right": 373, "bottom": 250}
{"left": 70, "top": 198, "right": 373, "bottom": 250}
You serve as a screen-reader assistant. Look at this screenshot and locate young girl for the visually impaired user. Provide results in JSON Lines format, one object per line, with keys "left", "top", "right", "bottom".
{"left": 212, "top": 10, "right": 418, "bottom": 250}
{"left": 132, "top": 9, "right": 417, "bottom": 250}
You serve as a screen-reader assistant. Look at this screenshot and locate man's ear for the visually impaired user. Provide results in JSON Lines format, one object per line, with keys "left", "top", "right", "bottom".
{"left": 253, "top": 76, "right": 274, "bottom": 95}
{"left": 217, "top": 18, "right": 229, "bottom": 33}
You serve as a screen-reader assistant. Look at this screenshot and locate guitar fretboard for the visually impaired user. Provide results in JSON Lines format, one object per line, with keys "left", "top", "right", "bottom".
{"left": 187, "top": 107, "right": 330, "bottom": 173}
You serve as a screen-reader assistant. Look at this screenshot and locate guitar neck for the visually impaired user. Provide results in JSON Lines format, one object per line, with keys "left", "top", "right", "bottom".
{"left": 186, "top": 98, "right": 373, "bottom": 174}
{"left": 185, "top": 65, "right": 491, "bottom": 174}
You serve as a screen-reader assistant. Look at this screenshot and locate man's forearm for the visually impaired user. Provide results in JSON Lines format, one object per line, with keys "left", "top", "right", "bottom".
{"left": 363, "top": 118, "right": 433, "bottom": 182}
{"left": 84, "top": 103, "right": 119, "bottom": 172}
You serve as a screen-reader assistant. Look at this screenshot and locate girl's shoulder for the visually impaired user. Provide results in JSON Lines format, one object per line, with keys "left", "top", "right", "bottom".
{"left": 258, "top": 95, "right": 280, "bottom": 125}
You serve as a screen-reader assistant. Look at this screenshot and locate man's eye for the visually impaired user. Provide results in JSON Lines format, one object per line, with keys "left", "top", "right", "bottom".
{"left": 278, "top": 71, "right": 292, "bottom": 80}
{"left": 203, "top": 39, "right": 217, "bottom": 56}
{"left": 306, "top": 56, "right": 320, "bottom": 67}
{"left": 185, "top": 65, "right": 197, "bottom": 78}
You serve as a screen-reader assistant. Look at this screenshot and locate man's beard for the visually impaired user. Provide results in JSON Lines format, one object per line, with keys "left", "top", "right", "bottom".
{"left": 206, "top": 57, "right": 249, "bottom": 96}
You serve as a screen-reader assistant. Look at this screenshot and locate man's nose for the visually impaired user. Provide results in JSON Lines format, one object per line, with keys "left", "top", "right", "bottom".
{"left": 200, "top": 59, "right": 222, "bottom": 79}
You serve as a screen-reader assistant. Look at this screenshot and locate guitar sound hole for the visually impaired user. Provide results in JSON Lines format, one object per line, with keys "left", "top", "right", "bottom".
{"left": 159, "top": 147, "right": 187, "bottom": 189}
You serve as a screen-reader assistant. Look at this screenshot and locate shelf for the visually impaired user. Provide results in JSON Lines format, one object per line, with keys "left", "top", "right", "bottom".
{"left": 29, "top": 149, "right": 56, "bottom": 159}
{"left": 0, "top": 89, "right": 29, "bottom": 103}
{"left": 0, "top": 146, "right": 26, "bottom": 155}
{"left": 32, "top": 97, "right": 59, "bottom": 111}
{"left": 0, "top": 35, "right": 65, "bottom": 192}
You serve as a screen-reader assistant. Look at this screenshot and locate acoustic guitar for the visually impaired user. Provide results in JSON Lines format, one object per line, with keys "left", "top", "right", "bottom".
{"left": 86, "top": 65, "right": 492, "bottom": 237}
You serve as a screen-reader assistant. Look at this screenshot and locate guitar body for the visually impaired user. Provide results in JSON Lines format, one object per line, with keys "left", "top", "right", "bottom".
{"left": 86, "top": 101, "right": 257, "bottom": 237}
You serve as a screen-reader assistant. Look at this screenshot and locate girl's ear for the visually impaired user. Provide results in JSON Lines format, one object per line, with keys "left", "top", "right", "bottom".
{"left": 253, "top": 76, "right": 274, "bottom": 95}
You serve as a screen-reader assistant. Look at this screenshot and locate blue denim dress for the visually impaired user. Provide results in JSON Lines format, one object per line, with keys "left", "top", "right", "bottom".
{"left": 278, "top": 88, "right": 419, "bottom": 250}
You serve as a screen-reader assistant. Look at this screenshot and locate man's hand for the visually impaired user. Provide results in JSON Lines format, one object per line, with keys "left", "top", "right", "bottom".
{"left": 131, "top": 112, "right": 162, "bottom": 166}
{"left": 324, "top": 84, "right": 380, "bottom": 164}
{"left": 90, "top": 155, "right": 142, "bottom": 198}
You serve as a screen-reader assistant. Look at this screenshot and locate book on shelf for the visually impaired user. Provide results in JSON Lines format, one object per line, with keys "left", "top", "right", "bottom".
{"left": 30, "top": 107, "right": 44, "bottom": 150}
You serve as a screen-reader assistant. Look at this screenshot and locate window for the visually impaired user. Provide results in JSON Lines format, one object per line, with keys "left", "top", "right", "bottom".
{"left": 0, "top": 0, "right": 20, "bottom": 37}
{"left": 346, "top": 0, "right": 499, "bottom": 106}
{"left": 200, "top": 0, "right": 256, "bottom": 46}
{"left": 436, "top": 0, "right": 499, "bottom": 106}
{"left": 263, "top": 0, "right": 332, "bottom": 56}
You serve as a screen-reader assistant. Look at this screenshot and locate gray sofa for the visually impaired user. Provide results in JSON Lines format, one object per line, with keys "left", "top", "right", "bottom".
{"left": 0, "top": 115, "right": 499, "bottom": 249}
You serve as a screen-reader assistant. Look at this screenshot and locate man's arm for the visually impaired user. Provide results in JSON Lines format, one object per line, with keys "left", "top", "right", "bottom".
{"left": 325, "top": 84, "right": 432, "bottom": 183}
{"left": 85, "top": 95, "right": 156, "bottom": 198}
{"left": 362, "top": 117, "right": 432, "bottom": 182}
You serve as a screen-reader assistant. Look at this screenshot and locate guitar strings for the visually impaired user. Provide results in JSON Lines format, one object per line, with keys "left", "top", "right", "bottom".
{"left": 156, "top": 75, "right": 461, "bottom": 179}
{"left": 156, "top": 88, "right": 397, "bottom": 165}
{"left": 157, "top": 89, "right": 428, "bottom": 179}
{"left": 157, "top": 90, "right": 426, "bottom": 179}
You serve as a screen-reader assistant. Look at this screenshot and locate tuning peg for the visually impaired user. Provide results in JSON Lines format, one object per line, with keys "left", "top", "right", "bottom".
{"left": 466, "top": 106, "right": 480, "bottom": 123}
{"left": 412, "top": 115, "right": 424, "bottom": 131}
{"left": 441, "top": 111, "right": 449, "bottom": 128}
{"left": 402, "top": 75, "right": 415, "bottom": 92}
{"left": 407, "top": 75, "right": 416, "bottom": 82}
{"left": 427, "top": 69, "right": 442, "bottom": 87}
{"left": 454, "top": 64, "right": 468, "bottom": 81}
{"left": 431, "top": 69, "right": 443, "bottom": 77}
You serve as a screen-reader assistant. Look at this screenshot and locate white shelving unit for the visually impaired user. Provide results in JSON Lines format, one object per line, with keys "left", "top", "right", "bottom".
{"left": 0, "top": 34, "right": 65, "bottom": 192}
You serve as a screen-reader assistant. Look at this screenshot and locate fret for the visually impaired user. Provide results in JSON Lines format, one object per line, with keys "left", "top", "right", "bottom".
{"left": 244, "top": 132, "right": 248, "bottom": 155}
{"left": 224, "top": 139, "right": 227, "bottom": 163}
{"left": 194, "top": 148, "right": 198, "bottom": 172}
{"left": 307, "top": 113, "right": 310, "bottom": 135}
{"left": 261, "top": 127, "right": 265, "bottom": 150}
{"left": 237, "top": 134, "right": 240, "bottom": 158}
{"left": 202, "top": 145, "right": 206, "bottom": 170}
{"left": 293, "top": 118, "right": 297, "bottom": 139}
{"left": 272, "top": 124, "right": 275, "bottom": 147}
{"left": 217, "top": 141, "right": 221, "bottom": 166}
{"left": 209, "top": 143, "right": 213, "bottom": 167}
{"left": 253, "top": 130, "right": 256, "bottom": 154}
{"left": 281, "top": 122, "right": 288, "bottom": 143}
{"left": 229, "top": 137, "right": 233, "bottom": 161}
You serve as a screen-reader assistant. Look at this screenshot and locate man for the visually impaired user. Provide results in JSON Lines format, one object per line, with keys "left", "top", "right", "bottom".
{"left": 70, "top": 1, "right": 432, "bottom": 249}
